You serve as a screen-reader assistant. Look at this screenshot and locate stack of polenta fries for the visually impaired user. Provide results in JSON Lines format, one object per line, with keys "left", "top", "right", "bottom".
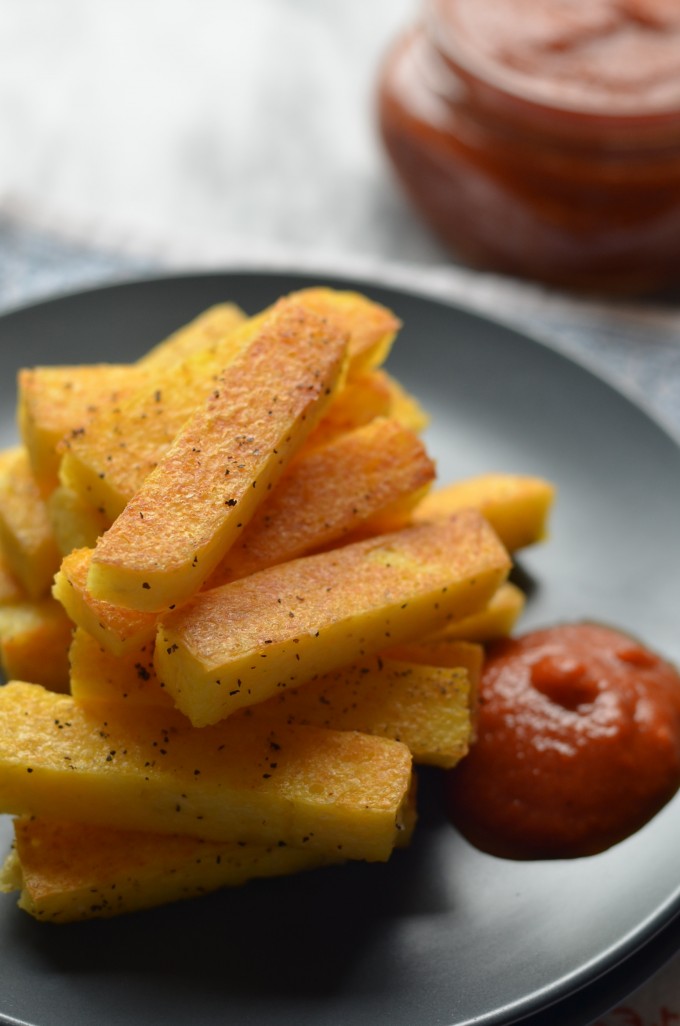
{"left": 0, "top": 288, "right": 554, "bottom": 921}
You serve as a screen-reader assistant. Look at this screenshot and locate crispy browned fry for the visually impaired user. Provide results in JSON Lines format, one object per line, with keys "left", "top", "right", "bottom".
{"left": 412, "top": 473, "right": 555, "bottom": 552}
{"left": 87, "top": 300, "right": 348, "bottom": 613}
{"left": 18, "top": 304, "right": 247, "bottom": 500}
{"left": 138, "top": 303, "right": 247, "bottom": 370}
{"left": 0, "top": 552, "right": 23, "bottom": 607}
{"left": 206, "top": 417, "right": 435, "bottom": 587}
{"left": 155, "top": 509, "right": 510, "bottom": 727}
{"left": 53, "top": 418, "right": 433, "bottom": 654}
{"left": 68, "top": 629, "right": 473, "bottom": 769}
{"left": 301, "top": 371, "right": 394, "bottom": 451}
{"left": 58, "top": 290, "right": 400, "bottom": 524}
{"left": 423, "top": 581, "right": 526, "bottom": 644}
{"left": 386, "top": 637, "right": 484, "bottom": 678}
{"left": 0, "top": 817, "right": 334, "bottom": 923}
{"left": 302, "top": 369, "right": 428, "bottom": 456}
{"left": 53, "top": 548, "right": 158, "bottom": 657}
{"left": 58, "top": 317, "right": 262, "bottom": 522}
{"left": 0, "top": 682, "right": 413, "bottom": 862}
{"left": 381, "top": 371, "right": 430, "bottom": 433}
{"left": 47, "top": 486, "right": 109, "bottom": 554}
{"left": 68, "top": 628, "right": 171, "bottom": 707}
{"left": 0, "top": 598, "right": 72, "bottom": 691}
{"left": 286, "top": 287, "right": 400, "bottom": 377}
{"left": 247, "top": 656, "right": 475, "bottom": 769}
{"left": 19, "top": 365, "right": 140, "bottom": 499}
{"left": 0, "top": 448, "right": 60, "bottom": 599}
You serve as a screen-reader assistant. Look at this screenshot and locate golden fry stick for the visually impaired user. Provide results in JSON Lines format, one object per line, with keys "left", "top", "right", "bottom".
{"left": 287, "top": 287, "right": 399, "bottom": 377}
{"left": 47, "top": 486, "right": 109, "bottom": 554}
{"left": 0, "top": 552, "right": 23, "bottom": 607}
{"left": 206, "top": 417, "right": 435, "bottom": 586}
{"left": 58, "top": 290, "right": 399, "bottom": 522}
{"left": 1, "top": 817, "right": 333, "bottom": 923}
{"left": 69, "top": 630, "right": 473, "bottom": 769}
{"left": 87, "top": 300, "right": 348, "bottom": 612}
{"left": 0, "top": 682, "right": 412, "bottom": 862}
{"left": 412, "top": 473, "right": 555, "bottom": 552}
{"left": 17, "top": 304, "right": 247, "bottom": 500}
{"left": 424, "top": 581, "right": 526, "bottom": 644}
{"left": 381, "top": 371, "right": 430, "bottom": 433}
{"left": 53, "top": 418, "right": 433, "bottom": 654}
{"left": 69, "top": 628, "right": 172, "bottom": 708}
{"left": 58, "top": 317, "right": 262, "bottom": 522}
{"left": 0, "top": 599, "right": 72, "bottom": 692}
{"left": 138, "top": 303, "right": 247, "bottom": 370}
{"left": 301, "top": 370, "right": 394, "bottom": 451}
{"left": 155, "top": 509, "right": 510, "bottom": 726}
{"left": 54, "top": 548, "right": 158, "bottom": 657}
{"left": 385, "top": 638, "right": 484, "bottom": 684}
{"left": 247, "top": 656, "right": 474, "bottom": 769}
{"left": 0, "top": 448, "right": 60, "bottom": 599}
{"left": 19, "top": 365, "right": 140, "bottom": 499}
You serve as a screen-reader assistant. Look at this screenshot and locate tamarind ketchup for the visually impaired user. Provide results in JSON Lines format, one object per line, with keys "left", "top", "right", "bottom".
{"left": 447, "top": 622, "right": 680, "bottom": 859}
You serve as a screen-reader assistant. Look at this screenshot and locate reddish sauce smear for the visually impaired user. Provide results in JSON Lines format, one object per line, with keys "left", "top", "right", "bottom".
{"left": 446, "top": 622, "right": 680, "bottom": 859}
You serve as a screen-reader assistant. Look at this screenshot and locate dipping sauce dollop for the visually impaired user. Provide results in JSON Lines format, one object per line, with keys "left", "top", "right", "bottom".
{"left": 446, "top": 622, "right": 680, "bottom": 859}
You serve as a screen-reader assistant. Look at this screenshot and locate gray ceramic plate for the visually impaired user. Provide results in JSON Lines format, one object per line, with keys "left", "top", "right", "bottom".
{"left": 0, "top": 273, "right": 678, "bottom": 1026}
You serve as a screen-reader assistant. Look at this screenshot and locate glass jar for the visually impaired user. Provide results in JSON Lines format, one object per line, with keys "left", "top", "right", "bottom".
{"left": 377, "top": 0, "right": 680, "bottom": 293}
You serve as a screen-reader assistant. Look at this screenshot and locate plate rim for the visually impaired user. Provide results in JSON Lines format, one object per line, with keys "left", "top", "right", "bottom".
{"left": 3, "top": 263, "right": 679, "bottom": 452}
{"left": 0, "top": 267, "right": 679, "bottom": 1026}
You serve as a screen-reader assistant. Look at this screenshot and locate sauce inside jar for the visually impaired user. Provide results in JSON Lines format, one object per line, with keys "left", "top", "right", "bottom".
{"left": 436, "top": 0, "right": 680, "bottom": 114}
{"left": 377, "top": 0, "right": 680, "bottom": 292}
{"left": 446, "top": 622, "right": 680, "bottom": 859}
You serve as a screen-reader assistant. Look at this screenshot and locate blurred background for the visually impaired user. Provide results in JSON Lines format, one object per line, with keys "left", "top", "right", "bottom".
{"left": 1, "top": 0, "right": 680, "bottom": 431}
{"left": 0, "top": 0, "right": 442, "bottom": 303}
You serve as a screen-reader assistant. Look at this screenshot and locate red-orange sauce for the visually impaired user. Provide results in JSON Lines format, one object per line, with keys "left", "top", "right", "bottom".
{"left": 433, "top": 0, "right": 680, "bottom": 114}
{"left": 377, "top": 0, "right": 680, "bottom": 292}
{"left": 446, "top": 623, "right": 680, "bottom": 859}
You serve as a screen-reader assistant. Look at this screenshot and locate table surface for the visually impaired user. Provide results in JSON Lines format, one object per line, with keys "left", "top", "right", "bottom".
{"left": 0, "top": 2, "right": 679, "bottom": 1022}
